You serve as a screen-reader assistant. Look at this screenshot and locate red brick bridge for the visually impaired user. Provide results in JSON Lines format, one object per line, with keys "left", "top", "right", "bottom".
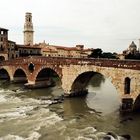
{"left": 0, "top": 56, "right": 140, "bottom": 111}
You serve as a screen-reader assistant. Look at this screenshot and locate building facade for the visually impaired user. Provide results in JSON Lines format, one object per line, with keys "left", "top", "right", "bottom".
{"left": 17, "top": 44, "right": 42, "bottom": 57}
{"left": 123, "top": 41, "right": 138, "bottom": 55}
{"left": 41, "top": 44, "right": 92, "bottom": 58}
{"left": 0, "top": 28, "right": 9, "bottom": 61}
{"left": 0, "top": 12, "right": 92, "bottom": 60}
{"left": 8, "top": 40, "right": 19, "bottom": 59}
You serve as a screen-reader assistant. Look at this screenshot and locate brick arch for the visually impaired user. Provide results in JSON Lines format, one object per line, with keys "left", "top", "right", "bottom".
{"left": 0, "top": 56, "right": 5, "bottom": 61}
{"left": 0, "top": 67, "right": 11, "bottom": 80}
{"left": 70, "top": 70, "right": 120, "bottom": 94}
{"left": 34, "top": 66, "right": 62, "bottom": 82}
{"left": 71, "top": 71, "right": 103, "bottom": 91}
{"left": 133, "top": 94, "right": 140, "bottom": 111}
{"left": 61, "top": 66, "right": 123, "bottom": 97}
{"left": 13, "top": 67, "right": 28, "bottom": 81}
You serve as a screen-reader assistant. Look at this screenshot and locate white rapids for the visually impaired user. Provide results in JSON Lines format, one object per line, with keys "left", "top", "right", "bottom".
{"left": 0, "top": 88, "right": 129, "bottom": 140}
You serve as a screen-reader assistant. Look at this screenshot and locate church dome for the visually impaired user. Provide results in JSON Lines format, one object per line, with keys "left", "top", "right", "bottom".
{"left": 129, "top": 41, "right": 137, "bottom": 49}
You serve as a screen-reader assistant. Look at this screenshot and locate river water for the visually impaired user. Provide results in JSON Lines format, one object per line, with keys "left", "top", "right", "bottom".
{"left": 0, "top": 74, "right": 140, "bottom": 140}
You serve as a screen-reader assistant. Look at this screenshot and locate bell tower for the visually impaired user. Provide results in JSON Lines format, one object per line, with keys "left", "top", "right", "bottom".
{"left": 23, "top": 12, "right": 34, "bottom": 45}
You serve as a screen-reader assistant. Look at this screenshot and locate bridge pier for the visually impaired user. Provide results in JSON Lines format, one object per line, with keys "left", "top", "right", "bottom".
{"left": 121, "top": 98, "right": 133, "bottom": 112}
{"left": 9, "top": 75, "right": 14, "bottom": 81}
{"left": 63, "top": 90, "right": 71, "bottom": 96}
{"left": 27, "top": 80, "right": 35, "bottom": 85}
{"left": 24, "top": 80, "right": 35, "bottom": 88}
{"left": 25, "top": 80, "right": 35, "bottom": 85}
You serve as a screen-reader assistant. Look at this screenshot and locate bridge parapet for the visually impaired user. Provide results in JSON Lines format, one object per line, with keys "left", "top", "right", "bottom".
{"left": 1, "top": 56, "right": 140, "bottom": 70}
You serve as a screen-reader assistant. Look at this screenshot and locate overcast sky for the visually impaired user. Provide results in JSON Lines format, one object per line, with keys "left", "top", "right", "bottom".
{"left": 1, "top": 0, "right": 140, "bottom": 53}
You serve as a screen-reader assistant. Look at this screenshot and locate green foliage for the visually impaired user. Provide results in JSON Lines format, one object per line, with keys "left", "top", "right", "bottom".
{"left": 88, "top": 48, "right": 118, "bottom": 59}
{"left": 101, "top": 52, "right": 117, "bottom": 59}
{"left": 88, "top": 48, "right": 102, "bottom": 58}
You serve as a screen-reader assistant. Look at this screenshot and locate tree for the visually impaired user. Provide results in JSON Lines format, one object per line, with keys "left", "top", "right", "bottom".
{"left": 88, "top": 48, "right": 118, "bottom": 59}
{"left": 101, "top": 52, "right": 118, "bottom": 59}
{"left": 88, "top": 48, "right": 102, "bottom": 58}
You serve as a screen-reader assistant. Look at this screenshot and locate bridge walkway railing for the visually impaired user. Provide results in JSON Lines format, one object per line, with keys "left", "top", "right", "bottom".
{"left": 0, "top": 56, "right": 140, "bottom": 70}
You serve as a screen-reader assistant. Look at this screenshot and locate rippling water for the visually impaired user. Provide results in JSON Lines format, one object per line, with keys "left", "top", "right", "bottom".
{"left": 0, "top": 75, "right": 140, "bottom": 140}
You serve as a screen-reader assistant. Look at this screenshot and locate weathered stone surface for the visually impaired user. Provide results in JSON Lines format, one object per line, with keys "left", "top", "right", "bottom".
{"left": 0, "top": 57, "right": 140, "bottom": 110}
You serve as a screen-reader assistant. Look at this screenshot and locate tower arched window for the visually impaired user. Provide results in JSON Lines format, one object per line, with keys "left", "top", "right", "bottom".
{"left": 124, "top": 77, "right": 131, "bottom": 94}
{"left": 12, "top": 54, "right": 14, "bottom": 59}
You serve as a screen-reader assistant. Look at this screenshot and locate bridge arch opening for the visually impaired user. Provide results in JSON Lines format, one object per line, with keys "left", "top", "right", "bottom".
{"left": 71, "top": 71, "right": 120, "bottom": 114}
{"left": 0, "top": 56, "right": 5, "bottom": 62}
{"left": 0, "top": 68, "right": 10, "bottom": 80}
{"left": 71, "top": 71, "right": 102, "bottom": 94}
{"left": 13, "top": 69, "right": 27, "bottom": 83}
{"left": 133, "top": 94, "right": 140, "bottom": 112}
{"left": 35, "top": 68, "right": 61, "bottom": 88}
{"left": 124, "top": 77, "right": 131, "bottom": 94}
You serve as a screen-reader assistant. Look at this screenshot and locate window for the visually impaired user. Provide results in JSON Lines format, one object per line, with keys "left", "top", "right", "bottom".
{"left": 124, "top": 77, "right": 131, "bottom": 94}
{"left": 12, "top": 54, "right": 14, "bottom": 59}
{"left": 0, "top": 31, "right": 4, "bottom": 35}
{"left": 0, "top": 45, "right": 3, "bottom": 51}
{"left": 30, "top": 50, "right": 32, "bottom": 54}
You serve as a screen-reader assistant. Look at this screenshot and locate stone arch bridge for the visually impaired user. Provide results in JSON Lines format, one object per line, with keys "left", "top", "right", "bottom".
{"left": 0, "top": 56, "right": 140, "bottom": 111}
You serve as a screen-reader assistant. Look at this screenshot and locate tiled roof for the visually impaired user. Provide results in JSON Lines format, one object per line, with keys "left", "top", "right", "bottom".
{"left": 17, "top": 44, "right": 42, "bottom": 49}
{"left": 42, "top": 47, "right": 58, "bottom": 53}
{"left": 83, "top": 48, "right": 93, "bottom": 52}
{"left": 50, "top": 45, "right": 80, "bottom": 51}
{"left": 17, "top": 43, "right": 93, "bottom": 53}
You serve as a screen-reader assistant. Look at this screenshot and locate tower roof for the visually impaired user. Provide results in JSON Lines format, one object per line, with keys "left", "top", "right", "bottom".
{"left": 26, "top": 12, "right": 32, "bottom": 15}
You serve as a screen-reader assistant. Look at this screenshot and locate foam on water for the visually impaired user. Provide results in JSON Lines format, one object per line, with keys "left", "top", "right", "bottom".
{"left": 26, "top": 132, "right": 41, "bottom": 140}
{"left": 0, "top": 106, "right": 38, "bottom": 122}
{"left": 0, "top": 89, "right": 15, "bottom": 94}
{"left": 32, "top": 110, "right": 63, "bottom": 131}
{"left": 0, "top": 89, "right": 23, "bottom": 103}
{"left": 0, "top": 131, "right": 41, "bottom": 140}
{"left": 0, "top": 111, "right": 26, "bottom": 119}
{"left": 67, "top": 126, "right": 125, "bottom": 140}
{"left": 0, "top": 95, "right": 6, "bottom": 102}
{"left": 0, "top": 89, "right": 14, "bottom": 103}
{"left": 77, "top": 136, "right": 93, "bottom": 140}
{"left": 0, "top": 89, "right": 8, "bottom": 93}
{"left": 0, "top": 102, "right": 62, "bottom": 139}
{"left": 0, "top": 134, "right": 24, "bottom": 140}
{"left": 80, "top": 127, "right": 97, "bottom": 134}
{"left": 0, "top": 88, "right": 128, "bottom": 140}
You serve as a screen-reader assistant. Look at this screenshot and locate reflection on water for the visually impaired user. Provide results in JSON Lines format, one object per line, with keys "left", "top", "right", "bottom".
{"left": 0, "top": 75, "right": 140, "bottom": 139}
{"left": 86, "top": 74, "right": 121, "bottom": 114}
